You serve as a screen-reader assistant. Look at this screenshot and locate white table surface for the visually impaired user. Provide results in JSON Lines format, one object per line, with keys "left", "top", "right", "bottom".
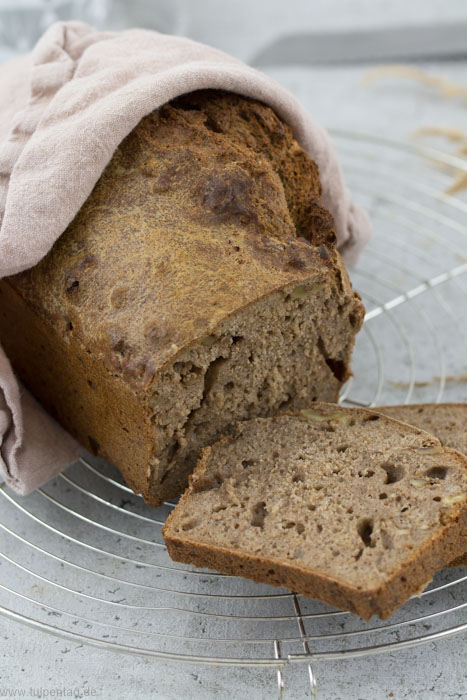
{"left": 0, "top": 1, "right": 466, "bottom": 698}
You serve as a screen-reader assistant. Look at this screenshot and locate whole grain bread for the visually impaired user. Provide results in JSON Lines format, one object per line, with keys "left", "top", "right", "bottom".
{"left": 163, "top": 403, "right": 467, "bottom": 619}
{"left": 0, "top": 90, "right": 364, "bottom": 505}
{"left": 375, "top": 404, "right": 467, "bottom": 455}
{"left": 375, "top": 403, "right": 467, "bottom": 567}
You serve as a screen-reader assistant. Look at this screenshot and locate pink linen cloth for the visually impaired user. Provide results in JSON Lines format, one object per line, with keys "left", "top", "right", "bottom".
{"left": 0, "top": 22, "right": 372, "bottom": 495}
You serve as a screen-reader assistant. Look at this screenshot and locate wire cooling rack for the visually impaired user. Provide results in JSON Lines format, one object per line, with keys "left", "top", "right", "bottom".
{"left": 0, "top": 132, "right": 466, "bottom": 698}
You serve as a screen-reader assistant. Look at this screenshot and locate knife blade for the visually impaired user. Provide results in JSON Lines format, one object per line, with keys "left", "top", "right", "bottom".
{"left": 251, "top": 23, "right": 467, "bottom": 66}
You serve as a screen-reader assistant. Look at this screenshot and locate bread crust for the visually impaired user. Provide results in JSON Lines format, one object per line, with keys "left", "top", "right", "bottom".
{"left": 165, "top": 509, "right": 466, "bottom": 620}
{"left": 5, "top": 90, "right": 342, "bottom": 393}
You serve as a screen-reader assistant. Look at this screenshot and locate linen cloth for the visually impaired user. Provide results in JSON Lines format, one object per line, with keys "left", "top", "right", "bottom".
{"left": 0, "top": 22, "right": 372, "bottom": 494}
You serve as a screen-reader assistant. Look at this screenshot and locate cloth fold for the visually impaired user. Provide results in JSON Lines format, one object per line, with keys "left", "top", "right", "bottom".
{"left": 0, "top": 22, "right": 372, "bottom": 494}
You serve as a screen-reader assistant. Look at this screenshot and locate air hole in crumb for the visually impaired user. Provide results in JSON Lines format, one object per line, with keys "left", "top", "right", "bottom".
{"left": 317, "top": 524, "right": 323, "bottom": 533}
{"left": 349, "top": 312, "right": 359, "bottom": 328}
{"left": 308, "top": 504, "right": 316, "bottom": 511}
{"left": 66, "top": 278, "right": 80, "bottom": 293}
{"left": 292, "top": 472, "right": 304, "bottom": 483}
{"left": 278, "top": 395, "right": 293, "bottom": 411}
{"left": 347, "top": 507, "right": 354, "bottom": 514}
{"left": 225, "top": 381, "right": 234, "bottom": 391}
{"left": 87, "top": 379, "right": 95, "bottom": 390}
{"left": 66, "top": 321, "right": 73, "bottom": 331}
{"left": 380, "top": 462, "right": 404, "bottom": 484}
{"left": 349, "top": 417, "right": 356, "bottom": 427}
{"left": 361, "top": 469, "right": 375, "bottom": 478}
{"left": 433, "top": 496, "right": 441, "bottom": 502}
{"left": 251, "top": 501, "right": 267, "bottom": 529}
{"left": 232, "top": 335, "right": 243, "bottom": 345}
{"left": 174, "top": 361, "right": 202, "bottom": 382}
{"left": 213, "top": 505, "right": 227, "bottom": 513}
{"left": 282, "top": 521, "right": 295, "bottom": 529}
{"left": 166, "top": 439, "right": 180, "bottom": 461}
{"left": 267, "top": 569, "right": 275, "bottom": 575}
{"left": 336, "top": 444, "right": 349, "bottom": 453}
{"left": 400, "top": 576, "right": 407, "bottom": 583}
{"left": 379, "top": 493, "right": 388, "bottom": 500}
{"left": 357, "top": 518, "right": 375, "bottom": 548}
{"left": 242, "top": 459, "right": 254, "bottom": 469}
{"left": 401, "top": 506, "right": 409, "bottom": 513}
{"left": 425, "top": 467, "right": 448, "bottom": 480}
{"left": 160, "top": 470, "right": 170, "bottom": 485}
{"left": 181, "top": 519, "right": 199, "bottom": 531}
{"left": 296, "top": 522, "right": 305, "bottom": 534}
{"left": 364, "top": 414, "right": 380, "bottom": 422}
{"left": 193, "top": 471, "right": 223, "bottom": 494}
{"left": 325, "top": 357, "right": 347, "bottom": 382}
{"left": 272, "top": 451, "right": 279, "bottom": 459}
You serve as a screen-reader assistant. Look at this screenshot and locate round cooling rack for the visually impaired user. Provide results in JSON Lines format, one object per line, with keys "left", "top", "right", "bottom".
{"left": 0, "top": 132, "right": 466, "bottom": 698}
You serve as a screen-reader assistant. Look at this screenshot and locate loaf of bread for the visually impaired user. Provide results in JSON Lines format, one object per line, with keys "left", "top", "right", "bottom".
{"left": 375, "top": 403, "right": 467, "bottom": 567}
{"left": 163, "top": 403, "right": 467, "bottom": 619}
{"left": 0, "top": 90, "right": 364, "bottom": 505}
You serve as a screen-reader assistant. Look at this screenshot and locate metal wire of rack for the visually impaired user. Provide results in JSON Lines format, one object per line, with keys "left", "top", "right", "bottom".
{"left": 0, "top": 132, "right": 466, "bottom": 698}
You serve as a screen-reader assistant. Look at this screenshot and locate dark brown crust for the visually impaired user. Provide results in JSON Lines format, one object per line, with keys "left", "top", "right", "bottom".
{"left": 448, "top": 553, "right": 467, "bottom": 567}
{"left": 0, "top": 280, "right": 152, "bottom": 496}
{"left": 163, "top": 409, "right": 467, "bottom": 620}
{"left": 165, "top": 508, "right": 466, "bottom": 620}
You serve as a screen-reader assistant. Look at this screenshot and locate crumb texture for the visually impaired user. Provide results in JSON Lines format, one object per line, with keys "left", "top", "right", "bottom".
{"left": 375, "top": 404, "right": 467, "bottom": 456}
{"left": 164, "top": 403, "right": 467, "bottom": 617}
{"left": 375, "top": 403, "right": 467, "bottom": 568}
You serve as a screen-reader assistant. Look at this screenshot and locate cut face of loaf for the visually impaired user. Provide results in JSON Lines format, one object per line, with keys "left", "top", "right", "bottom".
{"left": 147, "top": 279, "right": 362, "bottom": 503}
{"left": 163, "top": 403, "right": 467, "bottom": 620}
{"left": 375, "top": 403, "right": 467, "bottom": 567}
{"left": 0, "top": 90, "right": 364, "bottom": 505}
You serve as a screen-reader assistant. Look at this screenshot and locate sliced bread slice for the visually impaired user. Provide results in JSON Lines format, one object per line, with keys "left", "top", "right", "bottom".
{"left": 163, "top": 403, "right": 467, "bottom": 620}
{"left": 375, "top": 404, "right": 466, "bottom": 456}
{"left": 375, "top": 404, "right": 467, "bottom": 567}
